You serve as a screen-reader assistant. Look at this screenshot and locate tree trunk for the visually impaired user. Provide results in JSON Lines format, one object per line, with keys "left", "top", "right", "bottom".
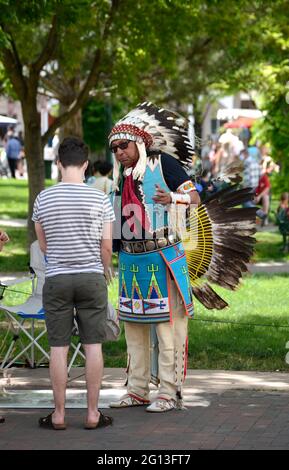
{"left": 22, "top": 102, "right": 45, "bottom": 248}
{"left": 59, "top": 105, "right": 83, "bottom": 141}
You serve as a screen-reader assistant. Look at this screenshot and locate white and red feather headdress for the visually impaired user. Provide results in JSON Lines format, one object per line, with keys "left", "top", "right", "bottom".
{"left": 109, "top": 101, "right": 196, "bottom": 187}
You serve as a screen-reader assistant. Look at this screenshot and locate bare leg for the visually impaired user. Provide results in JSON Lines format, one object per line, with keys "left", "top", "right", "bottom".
{"left": 262, "top": 194, "right": 270, "bottom": 215}
{"left": 83, "top": 343, "right": 103, "bottom": 424}
{"left": 49, "top": 346, "right": 69, "bottom": 424}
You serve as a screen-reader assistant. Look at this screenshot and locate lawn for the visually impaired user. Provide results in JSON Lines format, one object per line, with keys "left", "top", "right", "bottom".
{"left": 0, "top": 179, "right": 29, "bottom": 219}
{"left": 189, "top": 273, "right": 289, "bottom": 371}
{"left": 1, "top": 274, "right": 289, "bottom": 371}
{"left": 253, "top": 230, "right": 289, "bottom": 262}
{"left": 0, "top": 179, "right": 53, "bottom": 219}
{"left": 0, "top": 227, "right": 29, "bottom": 272}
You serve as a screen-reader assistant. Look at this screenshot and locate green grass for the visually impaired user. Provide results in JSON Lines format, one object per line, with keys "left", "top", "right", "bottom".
{"left": 0, "top": 179, "right": 53, "bottom": 219}
{"left": 0, "top": 227, "right": 29, "bottom": 272}
{"left": 1, "top": 275, "right": 289, "bottom": 371}
{"left": 189, "top": 274, "right": 289, "bottom": 371}
{"left": 0, "top": 179, "right": 29, "bottom": 219}
{"left": 254, "top": 231, "right": 289, "bottom": 262}
{"left": 0, "top": 179, "right": 53, "bottom": 271}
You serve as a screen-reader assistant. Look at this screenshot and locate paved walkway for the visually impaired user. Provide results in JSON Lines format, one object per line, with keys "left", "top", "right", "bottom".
{"left": 1, "top": 368, "right": 289, "bottom": 450}
{"left": 0, "top": 218, "right": 27, "bottom": 228}
{"left": 248, "top": 261, "right": 289, "bottom": 274}
{"left": 1, "top": 219, "right": 289, "bottom": 450}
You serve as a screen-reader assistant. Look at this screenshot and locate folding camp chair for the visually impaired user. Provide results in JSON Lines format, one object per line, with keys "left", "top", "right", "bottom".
{"left": 0, "top": 241, "right": 85, "bottom": 371}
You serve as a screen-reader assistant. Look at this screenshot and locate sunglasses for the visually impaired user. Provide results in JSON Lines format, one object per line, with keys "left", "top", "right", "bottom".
{"left": 110, "top": 141, "right": 130, "bottom": 153}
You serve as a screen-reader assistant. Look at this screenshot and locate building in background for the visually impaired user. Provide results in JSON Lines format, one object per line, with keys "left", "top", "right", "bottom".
{"left": 201, "top": 92, "right": 263, "bottom": 141}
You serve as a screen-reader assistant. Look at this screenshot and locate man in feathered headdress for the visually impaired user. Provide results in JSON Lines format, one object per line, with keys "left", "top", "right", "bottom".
{"left": 108, "top": 102, "right": 200, "bottom": 412}
{"left": 108, "top": 102, "right": 256, "bottom": 412}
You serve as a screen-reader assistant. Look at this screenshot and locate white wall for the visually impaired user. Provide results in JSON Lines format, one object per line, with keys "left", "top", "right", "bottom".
{"left": 0, "top": 97, "right": 24, "bottom": 132}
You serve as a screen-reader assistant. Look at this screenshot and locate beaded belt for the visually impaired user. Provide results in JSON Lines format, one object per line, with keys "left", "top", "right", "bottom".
{"left": 121, "top": 237, "right": 180, "bottom": 253}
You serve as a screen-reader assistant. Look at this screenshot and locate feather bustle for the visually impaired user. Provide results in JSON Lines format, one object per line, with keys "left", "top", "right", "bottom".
{"left": 192, "top": 284, "right": 228, "bottom": 310}
{"left": 185, "top": 184, "right": 256, "bottom": 309}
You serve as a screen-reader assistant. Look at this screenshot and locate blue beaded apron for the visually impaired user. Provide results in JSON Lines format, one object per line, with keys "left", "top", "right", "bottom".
{"left": 118, "top": 241, "right": 194, "bottom": 323}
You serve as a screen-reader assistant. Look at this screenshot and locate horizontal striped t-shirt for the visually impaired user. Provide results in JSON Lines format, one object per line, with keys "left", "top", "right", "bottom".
{"left": 32, "top": 183, "right": 115, "bottom": 277}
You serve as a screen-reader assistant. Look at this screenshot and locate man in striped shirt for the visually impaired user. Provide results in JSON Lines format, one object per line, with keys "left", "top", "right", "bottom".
{"left": 33, "top": 137, "right": 115, "bottom": 430}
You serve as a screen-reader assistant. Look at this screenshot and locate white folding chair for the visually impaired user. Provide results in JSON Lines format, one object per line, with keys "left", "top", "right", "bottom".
{"left": 0, "top": 241, "right": 85, "bottom": 371}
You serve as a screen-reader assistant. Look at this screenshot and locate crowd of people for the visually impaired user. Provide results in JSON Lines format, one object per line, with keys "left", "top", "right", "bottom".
{"left": 198, "top": 128, "right": 281, "bottom": 225}
{"left": 0, "top": 127, "right": 25, "bottom": 178}
{"left": 85, "top": 160, "right": 113, "bottom": 194}
{"left": 0, "top": 124, "right": 285, "bottom": 231}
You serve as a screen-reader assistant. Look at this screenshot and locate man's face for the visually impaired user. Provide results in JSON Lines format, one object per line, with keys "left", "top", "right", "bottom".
{"left": 111, "top": 139, "right": 139, "bottom": 168}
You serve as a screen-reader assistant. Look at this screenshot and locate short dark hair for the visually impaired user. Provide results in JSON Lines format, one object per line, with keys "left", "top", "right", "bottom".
{"left": 98, "top": 161, "right": 113, "bottom": 176}
{"left": 93, "top": 161, "right": 101, "bottom": 173}
{"left": 58, "top": 136, "right": 88, "bottom": 168}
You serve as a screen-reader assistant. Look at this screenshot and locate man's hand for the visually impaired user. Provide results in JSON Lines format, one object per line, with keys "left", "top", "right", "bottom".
{"left": 189, "top": 190, "right": 201, "bottom": 206}
{"left": 152, "top": 184, "right": 172, "bottom": 205}
{"left": 0, "top": 230, "right": 9, "bottom": 252}
{"left": 35, "top": 222, "right": 47, "bottom": 253}
{"left": 104, "top": 267, "right": 114, "bottom": 285}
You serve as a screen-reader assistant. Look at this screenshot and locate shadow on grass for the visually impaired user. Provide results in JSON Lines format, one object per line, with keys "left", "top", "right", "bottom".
{"left": 0, "top": 253, "right": 29, "bottom": 272}
{"left": 253, "top": 231, "right": 289, "bottom": 262}
{"left": 0, "top": 227, "right": 29, "bottom": 272}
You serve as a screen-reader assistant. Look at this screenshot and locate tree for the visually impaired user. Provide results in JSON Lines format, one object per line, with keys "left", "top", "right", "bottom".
{"left": 0, "top": 0, "right": 209, "bottom": 243}
{"left": 2, "top": 0, "right": 287, "bottom": 246}
{"left": 253, "top": 0, "right": 289, "bottom": 187}
{"left": 0, "top": 0, "right": 122, "bottom": 243}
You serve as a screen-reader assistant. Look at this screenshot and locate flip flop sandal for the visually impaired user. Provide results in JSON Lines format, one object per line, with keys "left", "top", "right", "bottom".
{"left": 39, "top": 412, "right": 66, "bottom": 430}
{"left": 84, "top": 410, "right": 113, "bottom": 430}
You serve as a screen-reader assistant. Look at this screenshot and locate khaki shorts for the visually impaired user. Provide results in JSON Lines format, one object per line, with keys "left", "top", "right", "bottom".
{"left": 43, "top": 273, "right": 107, "bottom": 347}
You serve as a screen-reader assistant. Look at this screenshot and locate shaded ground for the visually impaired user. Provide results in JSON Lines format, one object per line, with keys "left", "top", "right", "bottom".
{"left": 1, "top": 368, "right": 289, "bottom": 450}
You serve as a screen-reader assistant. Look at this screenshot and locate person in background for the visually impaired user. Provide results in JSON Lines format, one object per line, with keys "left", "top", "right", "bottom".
{"left": 242, "top": 149, "right": 260, "bottom": 195}
{"left": 91, "top": 161, "right": 113, "bottom": 195}
{"left": 86, "top": 160, "right": 100, "bottom": 185}
{"left": 248, "top": 142, "right": 261, "bottom": 163}
{"left": 199, "top": 169, "right": 217, "bottom": 200}
{"left": 84, "top": 159, "right": 95, "bottom": 184}
{"left": 5, "top": 131, "right": 21, "bottom": 178}
{"left": 0, "top": 229, "right": 9, "bottom": 423}
{"left": 276, "top": 193, "right": 289, "bottom": 252}
{"left": 16, "top": 131, "right": 25, "bottom": 177}
{"left": 277, "top": 192, "right": 289, "bottom": 215}
{"left": 209, "top": 142, "right": 222, "bottom": 177}
{"left": 255, "top": 162, "right": 272, "bottom": 225}
{"left": 217, "top": 129, "right": 244, "bottom": 173}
